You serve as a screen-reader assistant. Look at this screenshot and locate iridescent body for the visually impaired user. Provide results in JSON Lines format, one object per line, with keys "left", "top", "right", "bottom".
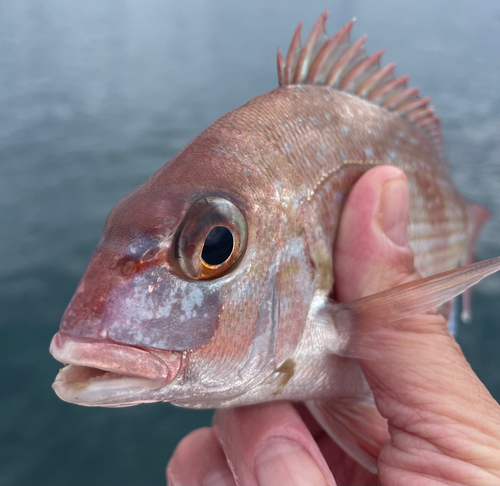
{"left": 50, "top": 12, "right": 496, "bottom": 471}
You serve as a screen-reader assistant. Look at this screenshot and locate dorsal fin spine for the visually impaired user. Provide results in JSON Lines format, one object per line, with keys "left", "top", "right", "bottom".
{"left": 396, "top": 97, "right": 431, "bottom": 117}
{"left": 339, "top": 48, "right": 385, "bottom": 93}
{"left": 368, "top": 75, "right": 410, "bottom": 104}
{"left": 306, "top": 19, "right": 355, "bottom": 84}
{"left": 285, "top": 23, "right": 303, "bottom": 85}
{"left": 277, "top": 47, "right": 286, "bottom": 86}
{"left": 294, "top": 11, "right": 329, "bottom": 84}
{"left": 418, "top": 115, "right": 439, "bottom": 129}
{"left": 383, "top": 86, "right": 419, "bottom": 111}
{"left": 408, "top": 107, "right": 434, "bottom": 123}
{"left": 355, "top": 62, "right": 395, "bottom": 98}
{"left": 278, "top": 11, "right": 445, "bottom": 158}
{"left": 326, "top": 35, "right": 367, "bottom": 88}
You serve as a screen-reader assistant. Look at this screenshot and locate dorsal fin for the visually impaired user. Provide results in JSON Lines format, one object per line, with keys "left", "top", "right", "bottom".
{"left": 277, "top": 11, "right": 444, "bottom": 158}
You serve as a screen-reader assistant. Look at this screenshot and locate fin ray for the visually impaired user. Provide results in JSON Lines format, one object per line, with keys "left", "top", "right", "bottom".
{"left": 338, "top": 256, "right": 500, "bottom": 325}
{"left": 277, "top": 48, "right": 286, "bottom": 86}
{"left": 355, "top": 62, "right": 395, "bottom": 98}
{"left": 395, "top": 96, "right": 431, "bottom": 117}
{"left": 306, "top": 19, "right": 354, "bottom": 84}
{"left": 382, "top": 86, "right": 419, "bottom": 111}
{"left": 407, "top": 106, "right": 434, "bottom": 123}
{"left": 294, "top": 11, "right": 329, "bottom": 84}
{"left": 326, "top": 35, "right": 367, "bottom": 88}
{"left": 339, "top": 48, "right": 385, "bottom": 93}
{"left": 327, "top": 257, "right": 500, "bottom": 357}
{"left": 307, "top": 394, "right": 389, "bottom": 473}
{"left": 284, "top": 23, "right": 303, "bottom": 85}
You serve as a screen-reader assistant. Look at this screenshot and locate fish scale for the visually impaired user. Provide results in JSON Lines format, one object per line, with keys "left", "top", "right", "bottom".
{"left": 221, "top": 83, "right": 468, "bottom": 279}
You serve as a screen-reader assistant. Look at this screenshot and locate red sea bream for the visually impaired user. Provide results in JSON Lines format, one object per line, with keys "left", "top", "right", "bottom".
{"left": 49, "top": 12, "right": 500, "bottom": 471}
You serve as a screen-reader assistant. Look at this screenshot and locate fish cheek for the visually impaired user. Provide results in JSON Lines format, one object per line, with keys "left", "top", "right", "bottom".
{"left": 101, "top": 267, "right": 223, "bottom": 351}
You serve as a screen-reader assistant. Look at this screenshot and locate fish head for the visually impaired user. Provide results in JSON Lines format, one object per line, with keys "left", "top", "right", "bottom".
{"left": 50, "top": 127, "right": 316, "bottom": 407}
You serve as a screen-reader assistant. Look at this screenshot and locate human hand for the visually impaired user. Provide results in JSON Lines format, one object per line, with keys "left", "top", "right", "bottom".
{"left": 167, "top": 166, "right": 500, "bottom": 485}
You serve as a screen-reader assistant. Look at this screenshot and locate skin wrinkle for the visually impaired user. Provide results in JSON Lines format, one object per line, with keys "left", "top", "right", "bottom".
{"left": 381, "top": 431, "right": 500, "bottom": 485}
{"left": 371, "top": 372, "right": 500, "bottom": 476}
{"left": 379, "top": 440, "right": 470, "bottom": 484}
{"left": 393, "top": 446, "right": 456, "bottom": 479}
{"left": 403, "top": 417, "right": 490, "bottom": 455}
{"left": 449, "top": 434, "right": 500, "bottom": 471}
{"left": 373, "top": 366, "right": 498, "bottom": 432}
{"left": 378, "top": 360, "right": 498, "bottom": 468}
{"left": 382, "top": 464, "right": 479, "bottom": 486}
{"left": 413, "top": 406, "right": 500, "bottom": 455}
{"left": 377, "top": 360, "right": 497, "bottom": 421}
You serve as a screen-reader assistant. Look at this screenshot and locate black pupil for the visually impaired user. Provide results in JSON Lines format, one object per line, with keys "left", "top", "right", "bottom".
{"left": 202, "top": 226, "right": 234, "bottom": 266}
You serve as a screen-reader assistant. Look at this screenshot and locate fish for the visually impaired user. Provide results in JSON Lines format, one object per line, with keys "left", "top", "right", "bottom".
{"left": 49, "top": 11, "right": 500, "bottom": 472}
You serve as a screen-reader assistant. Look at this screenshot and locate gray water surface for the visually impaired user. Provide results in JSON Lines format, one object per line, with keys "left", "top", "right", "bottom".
{"left": 2, "top": 1, "right": 500, "bottom": 485}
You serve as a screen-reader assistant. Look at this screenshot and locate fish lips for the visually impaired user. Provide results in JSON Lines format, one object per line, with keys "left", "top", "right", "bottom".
{"left": 50, "top": 332, "right": 183, "bottom": 406}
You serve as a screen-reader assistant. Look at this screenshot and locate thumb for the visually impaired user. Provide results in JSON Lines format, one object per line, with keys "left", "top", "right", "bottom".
{"left": 334, "top": 166, "right": 500, "bottom": 484}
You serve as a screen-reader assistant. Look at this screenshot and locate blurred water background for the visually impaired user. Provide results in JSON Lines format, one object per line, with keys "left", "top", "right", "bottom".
{"left": 2, "top": 0, "right": 500, "bottom": 484}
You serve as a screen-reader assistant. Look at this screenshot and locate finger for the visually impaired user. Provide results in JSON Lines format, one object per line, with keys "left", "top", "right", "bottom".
{"left": 334, "top": 165, "right": 500, "bottom": 482}
{"left": 335, "top": 165, "right": 417, "bottom": 304}
{"left": 166, "top": 427, "right": 235, "bottom": 486}
{"left": 214, "top": 401, "right": 336, "bottom": 486}
{"left": 293, "top": 402, "right": 326, "bottom": 440}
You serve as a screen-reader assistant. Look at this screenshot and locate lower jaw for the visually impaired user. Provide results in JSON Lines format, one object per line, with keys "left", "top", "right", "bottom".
{"left": 52, "top": 363, "right": 167, "bottom": 407}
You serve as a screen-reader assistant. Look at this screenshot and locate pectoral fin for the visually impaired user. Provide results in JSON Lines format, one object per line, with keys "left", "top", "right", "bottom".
{"left": 306, "top": 394, "right": 389, "bottom": 474}
{"left": 329, "top": 256, "right": 500, "bottom": 354}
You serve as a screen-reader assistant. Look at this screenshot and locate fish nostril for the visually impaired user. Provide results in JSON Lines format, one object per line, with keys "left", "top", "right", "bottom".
{"left": 121, "top": 261, "right": 136, "bottom": 276}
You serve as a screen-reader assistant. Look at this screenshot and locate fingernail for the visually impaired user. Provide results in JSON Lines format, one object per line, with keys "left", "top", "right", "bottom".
{"left": 202, "top": 465, "right": 236, "bottom": 486}
{"left": 380, "top": 178, "right": 409, "bottom": 247}
{"left": 254, "top": 439, "right": 328, "bottom": 486}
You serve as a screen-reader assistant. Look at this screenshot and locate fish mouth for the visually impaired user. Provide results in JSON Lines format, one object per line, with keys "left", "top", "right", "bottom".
{"left": 50, "top": 332, "right": 183, "bottom": 407}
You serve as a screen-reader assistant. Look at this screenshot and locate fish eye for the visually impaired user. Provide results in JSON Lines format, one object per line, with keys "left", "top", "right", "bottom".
{"left": 175, "top": 197, "right": 247, "bottom": 280}
{"left": 201, "top": 226, "right": 234, "bottom": 266}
